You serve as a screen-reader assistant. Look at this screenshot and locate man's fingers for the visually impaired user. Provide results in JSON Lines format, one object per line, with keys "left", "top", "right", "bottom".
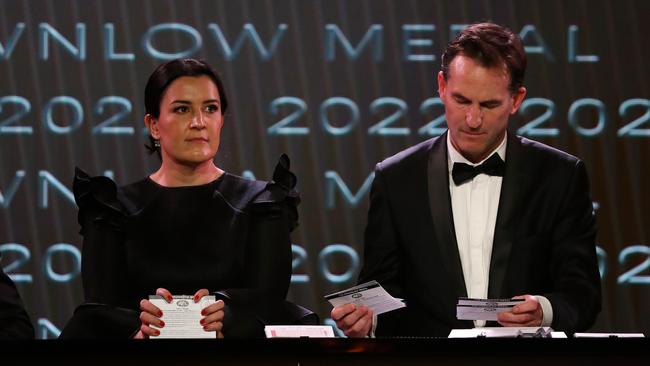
{"left": 498, "top": 311, "right": 522, "bottom": 323}
{"left": 333, "top": 305, "right": 371, "bottom": 337}
{"left": 512, "top": 300, "right": 539, "bottom": 314}
{"left": 331, "top": 303, "right": 356, "bottom": 321}
{"left": 346, "top": 312, "right": 372, "bottom": 337}
{"left": 498, "top": 311, "right": 540, "bottom": 326}
{"left": 338, "top": 306, "right": 369, "bottom": 329}
{"left": 509, "top": 294, "right": 539, "bottom": 313}
{"left": 499, "top": 319, "right": 540, "bottom": 327}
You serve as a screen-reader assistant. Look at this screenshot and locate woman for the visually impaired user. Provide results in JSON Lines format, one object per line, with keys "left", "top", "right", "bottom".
{"left": 69, "top": 59, "right": 299, "bottom": 338}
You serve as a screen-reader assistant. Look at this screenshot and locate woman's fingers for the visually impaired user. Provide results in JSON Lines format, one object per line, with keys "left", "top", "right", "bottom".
{"left": 200, "top": 299, "right": 225, "bottom": 334}
{"left": 139, "top": 299, "right": 163, "bottom": 317}
{"left": 201, "top": 300, "right": 225, "bottom": 315}
{"left": 139, "top": 295, "right": 165, "bottom": 337}
{"left": 140, "top": 310, "right": 164, "bottom": 327}
{"left": 141, "top": 289, "right": 228, "bottom": 338}
{"left": 195, "top": 296, "right": 225, "bottom": 336}
{"left": 193, "top": 288, "right": 210, "bottom": 302}
{"left": 201, "top": 309, "right": 224, "bottom": 325}
{"left": 140, "top": 323, "right": 161, "bottom": 337}
{"left": 202, "top": 319, "right": 224, "bottom": 332}
{"left": 156, "top": 288, "right": 173, "bottom": 303}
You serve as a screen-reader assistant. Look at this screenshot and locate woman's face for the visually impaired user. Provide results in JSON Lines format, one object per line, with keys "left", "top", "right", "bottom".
{"left": 148, "top": 75, "right": 224, "bottom": 167}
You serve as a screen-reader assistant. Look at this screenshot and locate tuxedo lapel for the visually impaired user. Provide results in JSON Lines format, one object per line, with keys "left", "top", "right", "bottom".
{"left": 427, "top": 133, "right": 467, "bottom": 298}
{"left": 488, "top": 133, "right": 523, "bottom": 298}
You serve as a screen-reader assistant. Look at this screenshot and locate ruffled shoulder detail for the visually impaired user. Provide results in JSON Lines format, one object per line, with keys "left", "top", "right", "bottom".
{"left": 250, "top": 154, "right": 301, "bottom": 232}
{"left": 213, "top": 154, "right": 300, "bottom": 231}
{"left": 73, "top": 167, "right": 125, "bottom": 232}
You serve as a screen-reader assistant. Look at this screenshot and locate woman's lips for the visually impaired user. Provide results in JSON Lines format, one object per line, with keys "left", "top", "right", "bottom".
{"left": 186, "top": 137, "right": 208, "bottom": 142}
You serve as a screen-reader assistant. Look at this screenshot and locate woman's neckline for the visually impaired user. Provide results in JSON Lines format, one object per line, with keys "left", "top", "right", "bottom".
{"left": 146, "top": 171, "right": 227, "bottom": 189}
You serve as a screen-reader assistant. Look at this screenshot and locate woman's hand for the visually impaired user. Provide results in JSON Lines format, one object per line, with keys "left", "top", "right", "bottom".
{"left": 194, "top": 289, "right": 225, "bottom": 338}
{"left": 134, "top": 287, "right": 172, "bottom": 338}
{"left": 132, "top": 288, "right": 225, "bottom": 339}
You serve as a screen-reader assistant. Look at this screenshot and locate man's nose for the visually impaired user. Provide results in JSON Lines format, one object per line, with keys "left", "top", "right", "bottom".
{"left": 465, "top": 105, "right": 483, "bottom": 128}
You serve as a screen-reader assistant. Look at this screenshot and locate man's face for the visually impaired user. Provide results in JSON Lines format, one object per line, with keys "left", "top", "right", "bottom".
{"left": 438, "top": 55, "right": 526, "bottom": 163}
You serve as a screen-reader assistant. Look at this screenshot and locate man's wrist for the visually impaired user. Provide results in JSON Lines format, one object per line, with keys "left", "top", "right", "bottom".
{"left": 534, "top": 295, "right": 553, "bottom": 327}
{"left": 366, "top": 313, "right": 378, "bottom": 338}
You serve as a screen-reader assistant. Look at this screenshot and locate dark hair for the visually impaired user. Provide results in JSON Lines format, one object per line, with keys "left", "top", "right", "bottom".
{"left": 144, "top": 58, "right": 229, "bottom": 156}
{"left": 441, "top": 22, "right": 526, "bottom": 94}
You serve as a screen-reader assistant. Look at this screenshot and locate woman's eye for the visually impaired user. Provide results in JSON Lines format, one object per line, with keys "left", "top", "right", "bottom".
{"left": 205, "top": 104, "right": 219, "bottom": 113}
{"left": 174, "top": 106, "right": 189, "bottom": 113}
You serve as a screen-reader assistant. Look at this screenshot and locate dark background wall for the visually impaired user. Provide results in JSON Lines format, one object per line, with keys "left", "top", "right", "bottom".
{"left": 0, "top": 0, "right": 648, "bottom": 338}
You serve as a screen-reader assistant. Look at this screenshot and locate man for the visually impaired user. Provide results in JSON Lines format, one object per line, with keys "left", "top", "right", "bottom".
{"left": 0, "top": 265, "right": 34, "bottom": 339}
{"left": 331, "top": 22, "right": 601, "bottom": 337}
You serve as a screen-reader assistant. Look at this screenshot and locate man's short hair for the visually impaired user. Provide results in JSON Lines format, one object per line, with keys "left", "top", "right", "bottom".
{"left": 441, "top": 22, "right": 527, "bottom": 94}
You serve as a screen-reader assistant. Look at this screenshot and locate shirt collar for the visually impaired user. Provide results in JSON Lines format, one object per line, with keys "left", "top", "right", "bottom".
{"left": 447, "top": 131, "right": 507, "bottom": 172}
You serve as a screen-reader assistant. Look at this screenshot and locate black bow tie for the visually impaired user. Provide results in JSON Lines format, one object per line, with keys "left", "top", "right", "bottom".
{"left": 452, "top": 153, "right": 505, "bottom": 185}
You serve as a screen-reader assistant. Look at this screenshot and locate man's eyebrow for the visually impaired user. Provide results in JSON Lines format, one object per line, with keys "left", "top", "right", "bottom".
{"left": 451, "top": 92, "right": 469, "bottom": 100}
{"left": 451, "top": 93, "right": 501, "bottom": 104}
{"left": 479, "top": 99, "right": 502, "bottom": 105}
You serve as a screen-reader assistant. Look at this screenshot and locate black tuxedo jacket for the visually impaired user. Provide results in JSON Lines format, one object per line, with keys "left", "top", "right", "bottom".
{"left": 0, "top": 267, "right": 34, "bottom": 339}
{"left": 359, "top": 132, "right": 601, "bottom": 337}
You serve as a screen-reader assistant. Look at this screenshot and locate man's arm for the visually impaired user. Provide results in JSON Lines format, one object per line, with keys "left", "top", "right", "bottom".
{"left": 0, "top": 267, "right": 34, "bottom": 339}
{"left": 499, "top": 160, "right": 600, "bottom": 332}
{"left": 544, "top": 160, "right": 601, "bottom": 332}
{"left": 358, "top": 164, "right": 402, "bottom": 293}
{"left": 331, "top": 164, "right": 403, "bottom": 337}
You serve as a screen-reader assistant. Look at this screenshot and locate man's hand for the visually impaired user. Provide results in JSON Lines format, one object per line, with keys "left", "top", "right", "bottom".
{"left": 331, "top": 304, "right": 373, "bottom": 338}
{"left": 497, "top": 295, "right": 543, "bottom": 327}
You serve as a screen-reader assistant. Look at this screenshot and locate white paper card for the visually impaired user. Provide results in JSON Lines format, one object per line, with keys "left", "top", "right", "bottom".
{"left": 324, "top": 280, "right": 405, "bottom": 315}
{"left": 448, "top": 326, "right": 555, "bottom": 338}
{"left": 574, "top": 333, "right": 645, "bottom": 338}
{"left": 456, "top": 297, "right": 524, "bottom": 321}
{"left": 149, "top": 295, "right": 215, "bottom": 339}
{"left": 264, "top": 325, "right": 335, "bottom": 338}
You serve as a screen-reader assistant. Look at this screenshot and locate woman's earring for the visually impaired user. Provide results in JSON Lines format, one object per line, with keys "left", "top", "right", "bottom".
{"left": 154, "top": 139, "right": 161, "bottom": 148}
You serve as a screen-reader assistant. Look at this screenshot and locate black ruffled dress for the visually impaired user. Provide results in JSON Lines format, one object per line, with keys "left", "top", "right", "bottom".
{"left": 66, "top": 155, "right": 300, "bottom": 338}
